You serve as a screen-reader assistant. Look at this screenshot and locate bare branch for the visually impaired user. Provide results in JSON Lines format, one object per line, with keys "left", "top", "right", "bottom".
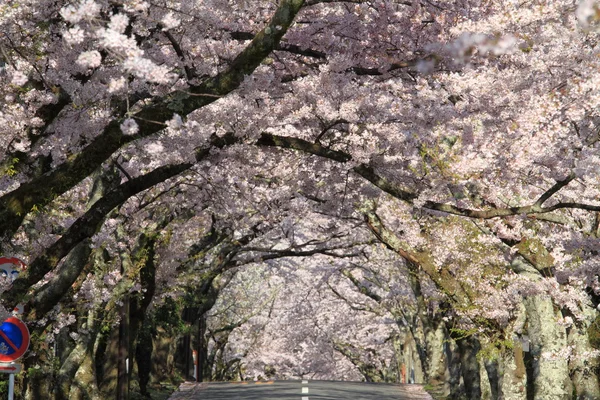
{"left": 534, "top": 172, "right": 576, "bottom": 207}
{"left": 163, "top": 30, "right": 195, "bottom": 80}
{"left": 340, "top": 269, "right": 382, "bottom": 303}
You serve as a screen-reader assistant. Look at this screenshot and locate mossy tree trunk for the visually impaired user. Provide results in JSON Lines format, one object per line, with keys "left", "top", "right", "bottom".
{"left": 569, "top": 304, "right": 600, "bottom": 399}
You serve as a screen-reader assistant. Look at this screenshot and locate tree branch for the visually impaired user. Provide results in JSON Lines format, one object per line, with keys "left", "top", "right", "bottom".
{"left": 164, "top": 30, "right": 195, "bottom": 81}
{"left": 326, "top": 279, "right": 375, "bottom": 312}
{"left": 0, "top": 0, "right": 305, "bottom": 242}
{"left": 534, "top": 172, "right": 576, "bottom": 207}
{"left": 340, "top": 269, "right": 382, "bottom": 303}
{"left": 2, "top": 134, "right": 237, "bottom": 311}
{"left": 257, "top": 133, "right": 597, "bottom": 219}
{"left": 363, "top": 207, "right": 468, "bottom": 303}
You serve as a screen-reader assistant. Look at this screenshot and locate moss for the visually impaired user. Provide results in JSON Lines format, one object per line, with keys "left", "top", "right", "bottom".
{"left": 587, "top": 313, "right": 600, "bottom": 350}
{"left": 516, "top": 237, "right": 554, "bottom": 271}
{"left": 514, "top": 342, "right": 526, "bottom": 380}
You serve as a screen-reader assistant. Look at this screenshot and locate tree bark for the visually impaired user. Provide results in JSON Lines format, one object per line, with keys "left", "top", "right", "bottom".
{"left": 523, "top": 295, "right": 572, "bottom": 399}
{"left": 456, "top": 336, "right": 482, "bottom": 400}
{"left": 497, "top": 343, "right": 528, "bottom": 400}
{"left": 69, "top": 345, "right": 102, "bottom": 400}
{"left": 566, "top": 303, "right": 600, "bottom": 399}
{"left": 135, "top": 319, "right": 154, "bottom": 397}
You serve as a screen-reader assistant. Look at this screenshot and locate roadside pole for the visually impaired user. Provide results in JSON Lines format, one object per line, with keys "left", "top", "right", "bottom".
{"left": 8, "top": 374, "right": 13, "bottom": 400}
{"left": 0, "top": 317, "right": 30, "bottom": 400}
{"left": 0, "top": 257, "right": 30, "bottom": 400}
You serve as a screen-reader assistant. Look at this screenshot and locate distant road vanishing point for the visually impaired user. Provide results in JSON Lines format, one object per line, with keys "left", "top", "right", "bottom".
{"left": 168, "top": 380, "right": 434, "bottom": 400}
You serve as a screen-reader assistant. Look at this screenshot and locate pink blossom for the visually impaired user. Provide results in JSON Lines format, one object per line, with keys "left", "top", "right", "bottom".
{"left": 63, "top": 26, "right": 85, "bottom": 45}
{"left": 107, "top": 77, "right": 127, "bottom": 93}
{"left": 120, "top": 118, "right": 139, "bottom": 135}
{"left": 161, "top": 12, "right": 180, "bottom": 31}
{"left": 59, "top": 0, "right": 101, "bottom": 24}
{"left": 109, "top": 13, "right": 129, "bottom": 34}
{"left": 76, "top": 50, "right": 102, "bottom": 69}
{"left": 10, "top": 71, "right": 28, "bottom": 86}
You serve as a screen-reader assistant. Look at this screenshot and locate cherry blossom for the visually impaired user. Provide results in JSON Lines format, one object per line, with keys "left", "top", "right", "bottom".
{"left": 2, "top": 0, "right": 600, "bottom": 398}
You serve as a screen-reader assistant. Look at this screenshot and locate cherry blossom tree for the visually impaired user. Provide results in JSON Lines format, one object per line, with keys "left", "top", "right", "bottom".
{"left": 3, "top": 0, "right": 600, "bottom": 398}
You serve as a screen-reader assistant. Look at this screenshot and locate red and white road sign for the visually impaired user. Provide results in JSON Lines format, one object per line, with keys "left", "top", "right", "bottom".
{"left": 0, "top": 258, "right": 26, "bottom": 281}
{"left": 0, "top": 257, "right": 27, "bottom": 314}
{"left": 0, "top": 363, "right": 22, "bottom": 374}
{"left": 0, "top": 317, "right": 30, "bottom": 363}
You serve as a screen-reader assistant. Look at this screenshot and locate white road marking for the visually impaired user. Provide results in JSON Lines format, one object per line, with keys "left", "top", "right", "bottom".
{"left": 302, "top": 397, "right": 309, "bottom": 400}
{"left": 302, "top": 380, "right": 308, "bottom": 384}
{"left": 302, "top": 387, "right": 309, "bottom": 394}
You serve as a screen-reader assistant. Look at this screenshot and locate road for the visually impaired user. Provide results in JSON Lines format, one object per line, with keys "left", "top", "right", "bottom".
{"left": 168, "top": 380, "right": 434, "bottom": 400}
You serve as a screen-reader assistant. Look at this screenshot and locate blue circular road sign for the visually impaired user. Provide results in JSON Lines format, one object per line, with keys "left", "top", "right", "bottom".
{"left": 0, "top": 317, "right": 29, "bottom": 362}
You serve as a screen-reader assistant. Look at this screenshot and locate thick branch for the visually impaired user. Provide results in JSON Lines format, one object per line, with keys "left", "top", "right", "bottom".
{"left": 253, "top": 248, "right": 360, "bottom": 261}
{"left": 0, "top": 0, "right": 304, "bottom": 241}
{"left": 257, "top": 133, "right": 595, "bottom": 219}
{"left": 278, "top": 43, "right": 327, "bottom": 59}
{"left": 257, "top": 132, "right": 351, "bottom": 162}
{"left": 27, "top": 240, "right": 93, "bottom": 320}
{"left": 363, "top": 208, "right": 468, "bottom": 304}
{"left": 2, "top": 162, "right": 190, "bottom": 310}
{"left": 2, "top": 134, "right": 236, "bottom": 311}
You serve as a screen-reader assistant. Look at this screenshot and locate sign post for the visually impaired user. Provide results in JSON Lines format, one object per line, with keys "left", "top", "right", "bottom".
{"left": 0, "top": 257, "right": 30, "bottom": 400}
{"left": 7, "top": 375, "right": 13, "bottom": 400}
{"left": 0, "top": 317, "right": 29, "bottom": 400}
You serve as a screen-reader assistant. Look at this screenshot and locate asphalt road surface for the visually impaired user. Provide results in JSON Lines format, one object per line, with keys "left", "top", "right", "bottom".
{"left": 168, "top": 380, "right": 434, "bottom": 400}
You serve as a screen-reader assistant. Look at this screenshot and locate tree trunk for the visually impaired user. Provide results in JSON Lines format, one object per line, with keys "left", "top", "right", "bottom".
{"left": 56, "top": 340, "right": 90, "bottom": 400}
{"left": 497, "top": 342, "right": 527, "bottom": 400}
{"left": 135, "top": 319, "right": 154, "bottom": 397}
{"left": 567, "top": 303, "right": 600, "bottom": 399}
{"left": 425, "top": 324, "right": 460, "bottom": 398}
{"left": 523, "top": 295, "right": 572, "bottom": 399}
{"left": 116, "top": 298, "right": 130, "bottom": 400}
{"left": 68, "top": 345, "right": 102, "bottom": 400}
{"left": 54, "top": 307, "right": 102, "bottom": 400}
{"left": 23, "top": 345, "right": 53, "bottom": 400}
{"left": 480, "top": 358, "right": 497, "bottom": 400}
{"left": 456, "top": 336, "right": 482, "bottom": 400}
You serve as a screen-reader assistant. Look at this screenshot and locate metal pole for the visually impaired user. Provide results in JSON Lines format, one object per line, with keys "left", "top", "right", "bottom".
{"left": 8, "top": 373, "right": 14, "bottom": 400}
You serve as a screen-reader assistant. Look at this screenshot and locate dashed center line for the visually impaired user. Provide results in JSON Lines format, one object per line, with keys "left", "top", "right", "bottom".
{"left": 302, "top": 397, "right": 309, "bottom": 400}
{"left": 302, "top": 380, "right": 308, "bottom": 384}
{"left": 302, "top": 387, "right": 309, "bottom": 394}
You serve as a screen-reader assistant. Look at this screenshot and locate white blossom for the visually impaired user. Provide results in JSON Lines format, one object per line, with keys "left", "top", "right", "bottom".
{"left": 120, "top": 118, "right": 139, "bottom": 135}
{"left": 109, "top": 13, "right": 129, "bottom": 33}
{"left": 161, "top": 12, "right": 180, "bottom": 31}
{"left": 10, "top": 71, "right": 28, "bottom": 86}
{"left": 63, "top": 26, "right": 85, "bottom": 45}
{"left": 76, "top": 50, "right": 102, "bottom": 69}
{"left": 107, "top": 77, "right": 127, "bottom": 93}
